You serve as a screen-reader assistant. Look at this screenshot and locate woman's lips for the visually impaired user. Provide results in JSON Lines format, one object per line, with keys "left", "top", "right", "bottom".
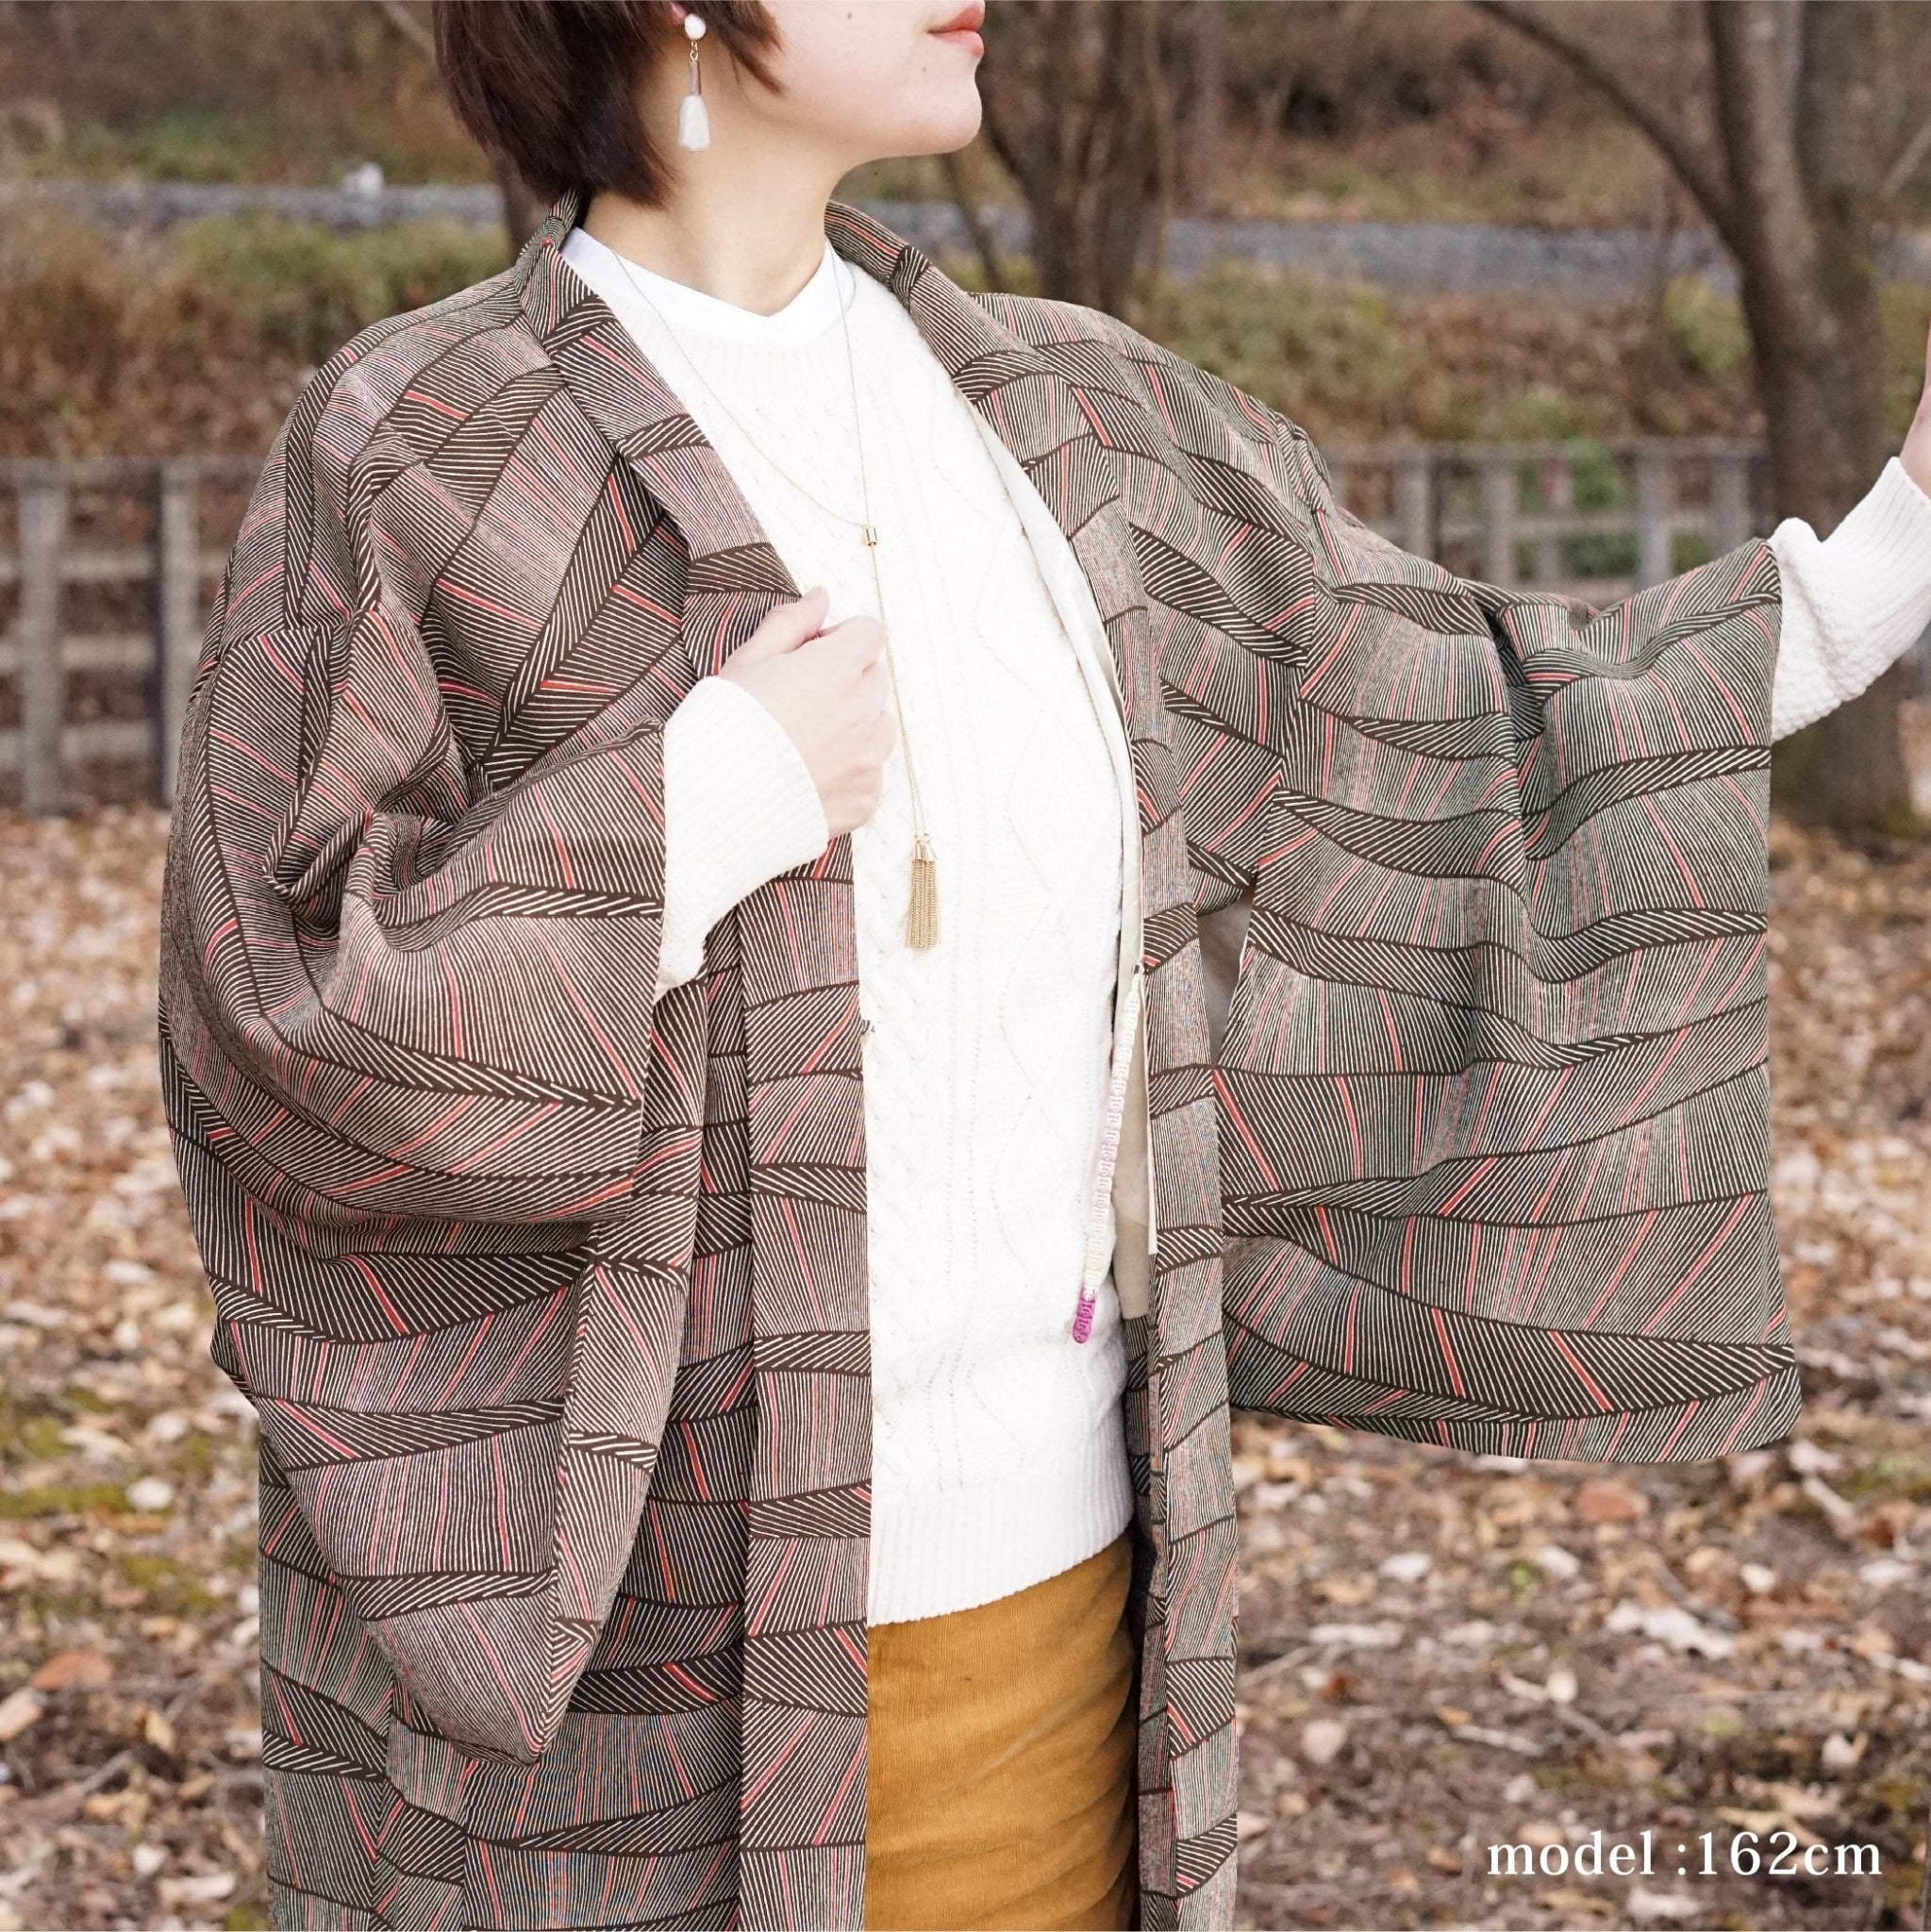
{"left": 931, "top": 3, "right": 984, "bottom": 56}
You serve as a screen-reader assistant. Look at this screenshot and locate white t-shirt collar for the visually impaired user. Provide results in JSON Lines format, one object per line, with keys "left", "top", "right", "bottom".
{"left": 561, "top": 225, "right": 855, "bottom": 347}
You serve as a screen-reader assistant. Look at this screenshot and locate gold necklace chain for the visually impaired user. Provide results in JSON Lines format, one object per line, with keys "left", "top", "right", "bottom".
{"left": 608, "top": 246, "right": 938, "bottom": 947}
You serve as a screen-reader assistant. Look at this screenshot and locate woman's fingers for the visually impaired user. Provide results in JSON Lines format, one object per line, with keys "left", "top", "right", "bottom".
{"left": 815, "top": 612, "right": 887, "bottom": 670}
{"left": 735, "top": 584, "right": 831, "bottom": 659}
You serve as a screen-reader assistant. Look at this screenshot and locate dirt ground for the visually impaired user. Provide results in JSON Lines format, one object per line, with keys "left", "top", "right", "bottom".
{"left": 0, "top": 807, "right": 1928, "bottom": 1932}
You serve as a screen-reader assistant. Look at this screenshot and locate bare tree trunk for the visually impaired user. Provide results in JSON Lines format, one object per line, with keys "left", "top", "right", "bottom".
{"left": 1793, "top": 0, "right": 1891, "bottom": 812}
{"left": 368, "top": 0, "right": 546, "bottom": 258}
{"left": 979, "top": 0, "right": 1180, "bottom": 318}
{"left": 1181, "top": 1, "right": 1227, "bottom": 213}
{"left": 1708, "top": 2, "right": 1885, "bottom": 528}
{"left": 1706, "top": 3, "right": 1907, "bottom": 828}
{"left": 940, "top": 147, "right": 1009, "bottom": 290}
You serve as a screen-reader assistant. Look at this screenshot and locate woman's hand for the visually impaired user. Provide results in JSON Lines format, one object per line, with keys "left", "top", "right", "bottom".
{"left": 717, "top": 585, "right": 896, "bottom": 837}
{"left": 1903, "top": 317, "right": 1931, "bottom": 500}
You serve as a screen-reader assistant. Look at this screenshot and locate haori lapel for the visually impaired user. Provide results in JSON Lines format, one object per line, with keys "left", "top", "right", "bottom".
{"left": 527, "top": 194, "right": 874, "bottom": 1923}
{"left": 821, "top": 199, "right": 1228, "bottom": 1348}
{"left": 823, "top": 199, "right": 1227, "bottom": 1344}
{"left": 523, "top": 191, "right": 807, "bottom": 692}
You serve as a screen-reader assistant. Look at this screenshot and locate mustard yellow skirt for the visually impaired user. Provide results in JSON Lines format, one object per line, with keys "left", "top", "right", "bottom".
{"left": 864, "top": 1533, "right": 1139, "bottom": 1932}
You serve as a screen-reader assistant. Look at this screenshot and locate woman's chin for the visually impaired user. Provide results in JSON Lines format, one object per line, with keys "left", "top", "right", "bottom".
{"left": 886, "top": 92, "right": 984, "bottom": 161}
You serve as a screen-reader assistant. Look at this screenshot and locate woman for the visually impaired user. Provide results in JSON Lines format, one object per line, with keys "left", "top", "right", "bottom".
{"left": 158, "top": 5, "right": 1931, "bottom": 1928}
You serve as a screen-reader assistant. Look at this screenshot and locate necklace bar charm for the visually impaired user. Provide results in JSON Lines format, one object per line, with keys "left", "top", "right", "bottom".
{"left": 861, "top": 522, "right": 878, "bottom": 547}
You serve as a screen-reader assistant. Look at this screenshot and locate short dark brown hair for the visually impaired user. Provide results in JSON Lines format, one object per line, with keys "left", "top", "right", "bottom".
{"left": 434, "top": 2, "right": 781, "bottom": 208}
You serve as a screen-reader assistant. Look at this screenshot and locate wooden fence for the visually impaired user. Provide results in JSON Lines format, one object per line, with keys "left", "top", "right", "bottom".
{"left": 1, "top": 456, "right": 256, "bottom": 814}
{"left": 1322, "top": 436, "right": 1766, "bottom": 606}
{"left": 0, "top": 437, "right": 1790, "bottom": 814}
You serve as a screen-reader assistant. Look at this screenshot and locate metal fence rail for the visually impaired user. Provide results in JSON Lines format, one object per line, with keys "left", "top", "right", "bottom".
{"left": 0, "top": 438, "right": 1791, "bottom": 815}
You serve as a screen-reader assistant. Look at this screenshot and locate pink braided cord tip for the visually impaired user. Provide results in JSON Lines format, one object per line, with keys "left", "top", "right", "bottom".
{"left": 1072, "top": 1286, "right": 1097, "bottom": 1344}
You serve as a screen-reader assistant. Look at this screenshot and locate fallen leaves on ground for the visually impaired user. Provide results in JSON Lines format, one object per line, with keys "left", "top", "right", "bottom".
{"left": 0, "top": 808, "right": 261, "bottom": 1932}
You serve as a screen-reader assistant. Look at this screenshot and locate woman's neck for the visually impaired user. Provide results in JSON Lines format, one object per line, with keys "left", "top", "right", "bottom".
{"left": 583, "top": 164, "right": 840, "bottom": 319}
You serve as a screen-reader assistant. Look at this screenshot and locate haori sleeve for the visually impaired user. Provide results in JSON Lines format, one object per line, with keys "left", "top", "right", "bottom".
{"left": 157, "top": 405, "right": 702, "bottom": 1765}
{"left": 1207, "top": 395, "right": 1802, "bottom": 1463}
{"left": 158, "top": 557, "right": 675, "bottom": 1232}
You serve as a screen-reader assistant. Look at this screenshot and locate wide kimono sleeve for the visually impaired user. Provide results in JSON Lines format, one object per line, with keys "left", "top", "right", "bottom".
{"left": 158, "top": 390, "right": 697, "bottom": 1762}
{"left": 1205, "top": 402, "right": 1798, "bottom": 1462}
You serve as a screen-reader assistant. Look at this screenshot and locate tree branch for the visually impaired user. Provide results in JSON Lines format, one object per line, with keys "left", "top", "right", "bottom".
{"left": 974, "top": 45, "right": 1029, "bottom": 197}
{"left": 940, "top": 149, "right": 1008, "bottom": 290}
{"left": 1705, "top": 1, "right": 1825, "bottom": 301}
{"left": 1882, "top": 101, "right": 1931, "bottom": 200}
{"left": 370, "top": 0, "right": 433, "bottom": 61}
{"left": 1473, "top": 0, "right": 1736, "bottom": 244}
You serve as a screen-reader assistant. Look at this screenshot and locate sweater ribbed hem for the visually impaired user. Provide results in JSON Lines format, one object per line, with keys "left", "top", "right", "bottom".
{"left": 1768, "top": 457, "right": 1931, "bottom": 741}
{"left": 868, "top": 1389, "right": 1137, "bottom": 1625}
{"left": 1825, "top": 455, "right": 1931, "bottom": 587}
{"left": 656, "top": 675, "right": 829, "bottom": 997}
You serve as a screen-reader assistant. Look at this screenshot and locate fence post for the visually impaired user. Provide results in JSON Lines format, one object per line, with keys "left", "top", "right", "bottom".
{"left": 1709, "top": 447, "right": 1752, "bottom": 556}
{"left": 1635, "top": 444, "right": 1673, "bottom": 589}
{"left": 1535, "top": 454, "right": 1572, "bottom": 587}
{"left": 1479, "top": 453, "right": 1517, "bottom": 584}
{"left": 157, "top": 459, "right": 200, "bottom": 806}
{"left": 18, "top": 466, "right": 67, "bottom": 817}
{"left": 1394, "top": 448, "right": 1434, "bottom": 559}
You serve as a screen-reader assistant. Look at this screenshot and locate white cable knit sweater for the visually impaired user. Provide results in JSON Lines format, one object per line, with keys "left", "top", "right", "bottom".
{"left": 562, "top": 225, "right": 1931, "bottom": 1625}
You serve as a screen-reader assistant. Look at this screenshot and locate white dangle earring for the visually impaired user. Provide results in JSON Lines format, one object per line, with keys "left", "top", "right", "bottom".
{"left": 677, "top": 9, "right": 710, "bottom": 151}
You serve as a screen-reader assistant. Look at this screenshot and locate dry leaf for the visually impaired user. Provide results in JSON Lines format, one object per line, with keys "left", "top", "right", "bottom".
{"left": 30, "top": 1648, "right": 112, "bottom": 1692}
{"left": 1573, "top": 1479, "right": 1647, "bottom": 1524}
{"left": 1313, "top": 1574, "right": 1376, "bottom": 1607}
{"left": 0, "top": 1688, "right": 43, "bottom": 1742}
{"left": 157, "top": 1872, "right": 235, "bottom": 1907}
{"left": 1300, "top": 1718, "right": 1349, "bottom": 1766}
{"left": 1537, "top": 1889, "right": 1614, "bottom": 1916}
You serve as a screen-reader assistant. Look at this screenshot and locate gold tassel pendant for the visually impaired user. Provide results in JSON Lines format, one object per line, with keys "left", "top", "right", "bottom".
{"left": 905, "top": 831, "right": 939, "bottom": 949}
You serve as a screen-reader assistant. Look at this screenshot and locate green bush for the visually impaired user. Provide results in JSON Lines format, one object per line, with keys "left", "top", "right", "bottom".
{"left": 1157, "top": 256, "right": 1415, "bottom": 422}
{"left": 1656, "top": 273, "right": 1751, "bottom": 385}
{"left": 172, "top": 213, "right": 507, "bottom": 364}
{"left": 0, "top": 203, "right": 513, "bottom": 455}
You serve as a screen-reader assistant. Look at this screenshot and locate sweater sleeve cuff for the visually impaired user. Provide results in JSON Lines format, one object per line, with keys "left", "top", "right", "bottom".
{"left": 655, "top": 675, "right": 830, "bottom": 999}
{"left": 1768, "top": 457, "right": 1931, "bottom": 741}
